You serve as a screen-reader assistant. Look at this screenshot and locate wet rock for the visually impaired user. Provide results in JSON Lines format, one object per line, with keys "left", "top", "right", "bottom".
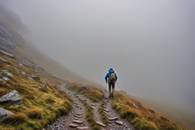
{"left": 96, "top": 121, "right": 106, "bottom": 127}
{"left": 0, "top": 107, "right": 13, "bottom": 122}
{"left": 69, "top": 123, "right": 79, "bottom": 128}
{"left": 77, "top": 126, "right": 89, "bottom": 130}
{"left": 115, "top": 120, "right": 123, "bottom": 125}
{"left": 0, "top": 90, "right": 22, "bottom": 103}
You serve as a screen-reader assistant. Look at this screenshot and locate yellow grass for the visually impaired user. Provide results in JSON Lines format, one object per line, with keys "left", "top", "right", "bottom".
{"left": 0, "top": 54, "right": 72, "bottom": 130}
{"left": 112, "top": 92, "right": 187, "bottom": 130}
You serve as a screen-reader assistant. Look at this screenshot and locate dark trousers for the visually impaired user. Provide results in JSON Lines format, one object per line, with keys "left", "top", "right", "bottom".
{"left": 108, "top": 81, "right": 115, "bottom": 97}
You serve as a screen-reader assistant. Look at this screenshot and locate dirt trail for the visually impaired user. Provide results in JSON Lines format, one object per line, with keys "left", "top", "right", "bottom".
{"left": 46, "top": 84, "right": 135, "bottom": 130}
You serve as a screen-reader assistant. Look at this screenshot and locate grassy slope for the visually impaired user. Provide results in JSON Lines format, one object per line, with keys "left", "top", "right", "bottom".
{"left": 0, "top": 54, "right": 72, "bottom": 130}
{"left": 112, "top": 92, "right": 186, "bottom": 130}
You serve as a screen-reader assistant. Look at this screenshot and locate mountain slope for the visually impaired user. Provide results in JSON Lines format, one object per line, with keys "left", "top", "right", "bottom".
{"left": 0, "top": 8, "right": 72, "bottom": 130}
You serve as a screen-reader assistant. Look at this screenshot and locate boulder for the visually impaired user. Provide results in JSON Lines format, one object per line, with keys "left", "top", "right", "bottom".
{"left": 0, "top": 107, "right": 13, "bottom": 122}
{"left": 0, "top": 90, "right": 22, "bottom": 103}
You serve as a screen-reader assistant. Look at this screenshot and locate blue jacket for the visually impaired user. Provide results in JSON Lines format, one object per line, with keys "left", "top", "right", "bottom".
{"left": 105, "top": 68, "right": 117, "bottom": 83}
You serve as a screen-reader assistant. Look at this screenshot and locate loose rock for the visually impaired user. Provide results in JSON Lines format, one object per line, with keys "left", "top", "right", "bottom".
{"left": 0, "top": 90, "right": 22, "bottom": 103}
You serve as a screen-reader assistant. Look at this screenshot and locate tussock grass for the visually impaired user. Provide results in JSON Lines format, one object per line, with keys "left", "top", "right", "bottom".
{"left": 68, "top": 82, "right": 104, "bottom": 102}
{"left": 0, "top": 54, "right": 72, "bottom": 130}
{"left": 112, "top": 92, "right": 186, "bottom": 130}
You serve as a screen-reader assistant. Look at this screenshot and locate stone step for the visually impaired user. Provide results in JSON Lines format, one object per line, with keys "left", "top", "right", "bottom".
{"left": 74, "top": 114, "right": 82, "bottom": 118}
{"left": 104, "top": 108, "right": 110, "bottom": 112}
{"left": 115, "top": 120, "right": 123, "bottom": 125}
{"left": 69, "top": 123, "right": 79, "bottom": 128}
{"left": 108, "top": 117, "right": 118, "bottom": 121}
{"left": 73, "top": 120, "right": 83, "bottom": 124}
{"left": 96, "top": 121, "right": 106, "bottom": 127}
{"left": 77, "top": 126, "right": 89, "bottom": 130}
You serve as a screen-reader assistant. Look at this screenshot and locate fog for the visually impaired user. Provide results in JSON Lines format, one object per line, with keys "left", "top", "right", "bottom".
{"left": 1, "top": 0, "right": 195, "bottom": 128}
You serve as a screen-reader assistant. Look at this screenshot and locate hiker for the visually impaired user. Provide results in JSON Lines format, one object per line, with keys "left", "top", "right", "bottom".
{"left": 105, "top": 68, "right": 117, "bottom": 98}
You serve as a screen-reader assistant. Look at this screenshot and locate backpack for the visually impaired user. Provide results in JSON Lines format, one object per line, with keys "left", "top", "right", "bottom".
{"left": 108, "top": 72, "right": 117, "bottom": 83}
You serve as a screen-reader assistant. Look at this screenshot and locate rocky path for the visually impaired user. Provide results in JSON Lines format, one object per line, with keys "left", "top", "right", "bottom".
{"left": 46, "top": 84, "right": 135, "bottom": 130}
{"left": 46, "top": 85, "right": 89, "bottom": 130}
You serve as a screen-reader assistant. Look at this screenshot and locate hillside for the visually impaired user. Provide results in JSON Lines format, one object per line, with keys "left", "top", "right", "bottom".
{"left": 0, "top": 25, "right": 72, "bottom": 130}
{"left": 0, "top": 6, "right": 190, "bottom": 130}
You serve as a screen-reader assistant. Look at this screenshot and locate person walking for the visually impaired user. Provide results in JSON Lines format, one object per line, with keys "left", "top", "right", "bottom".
{"left": 105, "top": 68, "right": 118, "bottom": 98}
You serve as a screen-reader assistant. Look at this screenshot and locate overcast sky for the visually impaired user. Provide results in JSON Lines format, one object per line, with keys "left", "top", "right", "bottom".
{"left": 1, "top": 0, "right": 195, "bottom": 126}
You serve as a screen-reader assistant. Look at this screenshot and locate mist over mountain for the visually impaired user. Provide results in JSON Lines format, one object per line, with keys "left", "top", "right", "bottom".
{"left": 0, "top": 0, "right": 195, "bottom": 129}
{"left": 0, "top": 4, "right": 99, "bottom": 87}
